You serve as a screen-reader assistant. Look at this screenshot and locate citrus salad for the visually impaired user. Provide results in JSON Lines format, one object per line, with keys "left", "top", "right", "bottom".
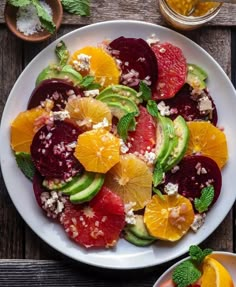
{"left": 10, "top": 34, "right": 228, "bottom": 249}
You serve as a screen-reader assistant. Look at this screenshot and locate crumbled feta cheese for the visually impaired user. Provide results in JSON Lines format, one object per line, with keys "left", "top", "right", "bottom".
{"left": 144, "top": 151, "right": 156, "bottom": 165}
{"left": 40, "top": 191, "right": 66, "bottom": 219}
{"left": 124, "top": 202, "right": 136, "bottom": 225}
{"left": 164, "top": 182, "right": 179, "bottom": 196}
{"left": 157, "top": 101, "right": 171, "bottom": 116}
{"left": 51, "top": 110, "right": 70, "bottom": 121}
{"left": 84, "top": 89, "right": 100, "bottom": 98}
{"left": 92, "top": 118, "right": 109, "bottom": 129}
{"left": 198, "top": 96, "right": 213, "bottom": 114}
{"left": 146, "top": 34, "right": 160, "bottom": 46}
{"left": 171, "top": 165, "right": 180, "bottom": 173}
{"left": 191, "top": 213, "right": 206, "bottom": 232}
{"left": 73, "top": 53, "right": 91, "bottom": 72}
{"left": 120, "top": 139, "right": 129, "bottom": 154}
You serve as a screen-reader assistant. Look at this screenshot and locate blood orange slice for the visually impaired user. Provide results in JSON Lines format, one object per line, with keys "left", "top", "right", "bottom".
{"left": 127, "top": 105, "right": 156, "bottom": 154}
{"left": 152, "top": 42, "right": 187, "bottom": 100}
{"left": 60, "top": 186, "right": 125, "bottom": 248}
{"left": 31, "top": 120, "right": 83, "bottom": 179}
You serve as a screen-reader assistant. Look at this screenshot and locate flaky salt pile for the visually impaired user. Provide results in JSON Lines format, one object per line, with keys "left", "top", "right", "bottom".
{"left": 16, "top": 1, "right": 52, "bottom": 36}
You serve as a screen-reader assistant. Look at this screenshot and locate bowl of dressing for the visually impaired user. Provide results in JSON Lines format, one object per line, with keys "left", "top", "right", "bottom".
{"left": 159, "top": 0, "right": 222, "bottom": 30}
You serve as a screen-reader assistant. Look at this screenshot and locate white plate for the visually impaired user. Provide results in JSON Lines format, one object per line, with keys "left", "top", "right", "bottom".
{"left": 154, "top": 252, "right": 236, "bottom": 286}
{"left": 1, "top": 20, "right": 236, "bottom": 269}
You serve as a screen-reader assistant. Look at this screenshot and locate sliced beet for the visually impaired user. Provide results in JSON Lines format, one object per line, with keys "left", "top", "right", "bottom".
{"left": 108, "top": 37, "right": 158, "bottom": 90}
{"left": 158, "top": 84, "right": 218, "bottom": 125}
{"left": 31, "top": 120, "right": 83, "bottom": 179}
{"left": 152, "top": 42, "right": 187, "bottom": 100}
{"left": 27, "top": 79, "right": 83, "bottom": 111}
{"left": 33, "top": 172, "right": 45, "bottom": 208}
{"left": 161, "top": 155, "right": 222, "bottom": 207}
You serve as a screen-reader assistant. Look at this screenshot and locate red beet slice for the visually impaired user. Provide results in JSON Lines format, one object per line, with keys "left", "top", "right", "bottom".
{"left": 31, "top": 120, "right": 83, "bottom": 179}
{"left": 27, "top": 79, "right": 83, "bottom": 111}
{"left": 152, "top": 42, "right": 187, "bottom": 100}
{"left": 127, "top": 105, "right": 156, "bottom": 154}
{"left": 33, "top": 172, "right": 45, "bottom": 208}
{"left": 162, "top": 155, "right": 222, "bottom": 207}
{"left": 108, "top": 37, "right": 158, "bottom": 90}
{"left": 158, "top": 84, "right": 218, "bottom": 125}
{"left": 60, "top": 186, "right": 125, "bottom": 248}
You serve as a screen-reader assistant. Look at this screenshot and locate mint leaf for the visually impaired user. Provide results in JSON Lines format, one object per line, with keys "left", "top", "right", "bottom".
{"left": 79, "top": 76, "right": 95, "bottom": 88}
{"left": 55, "top": 41, "right": 69, "bottom": 67}
{"left": 172, "top": 260, "right": 201, "bottom": 287}
{"left": 147, "top": 100, "right": 159, "bottom": 118}
{"left": 153, "top": 188, "right": 165, "bottom": 200}
{"left": 194, "top": 185, "right": 214, "bottom": 213}
{"left": 117, "top": 112, "right": 137, "bottom": 141}
{"left": 61, "top": 0, "right": 90, "bottom": 16}
{"left": 189, "top": 245, "right": 212, "bottom": 265}
{"left": 139, "top": 81, "right": 151, "bottom": 101}
{"left": 15, "top": 152, "right": 35, "bottom": 181}
{"left": 8, "top": 0, "right": 31, "bottom": 7}
{"left": 153, "top": 162, "right": 164, "bottom": 187}
{"left": 32, "top": 0, "right": 56, "bottom": 34}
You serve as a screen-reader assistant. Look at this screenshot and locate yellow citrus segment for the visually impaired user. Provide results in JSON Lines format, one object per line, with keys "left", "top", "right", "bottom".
{"left": 70, "top": 46, "right": 120, "bottom": 88}
{"left": 74, "top": 128, "right": 120, "bottom": 173}
{"left": 186, "top": 121, "right": 228, "bottom": 169}
{"left": 65, "top": 97, "right": 112, "bottom": 130}
{"left": 144, "top": 194, "right": 194, "bottom": 241}
{"left": 10, "top": 107, "right": 49, "bottom": 153}
{"left": 201, "top": 256, "right": 234, "bottom": 287}
{"left": 105, "top": 154, "right": 152, "bottom": 211}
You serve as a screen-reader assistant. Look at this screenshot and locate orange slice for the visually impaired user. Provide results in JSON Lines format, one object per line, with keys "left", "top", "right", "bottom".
{"left": 200, "top": 256, "right": 234, "bottom": 287}
{"left": 74, "top": 128, "right": 120, "bottom": 173}
{"left": 65, "top": 97, "right": 112, "bottom": 130}
{"left": 186, "top": 121, "right": 228, "bottom": 169}
{"left": 105, "top": 154, "right": 152, "bottom": 211}
{"left": 70, "top": 46, "right": 120, "bottom": 88}
{"left": 144, "top": 194, "right": 194, "bottom": 241}
{"left": 10, "top": 107, "right": 49, "bottom": 153}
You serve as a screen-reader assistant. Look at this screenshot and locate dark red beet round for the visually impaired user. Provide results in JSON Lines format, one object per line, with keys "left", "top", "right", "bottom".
{"left": 161, "top": 155, "right": 222, "bottom": 207}
{"left": 33, "top": 172, "right": 45, "bottom": 208}
{"left": 27, "top": 79, "right": 83, "bottom": 111}
{"left": 108, "top": 37, "right": 158, "bottom": 90}
{"left": 158, "top": 84, "right": 218, "bottom": 125}
{"left": 31, "top": 120, "right": 83, "bottom": 179}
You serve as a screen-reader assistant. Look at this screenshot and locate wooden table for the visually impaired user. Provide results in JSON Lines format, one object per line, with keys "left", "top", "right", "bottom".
{"left": 0, "top": 1, "right": 236, "bottom": 286}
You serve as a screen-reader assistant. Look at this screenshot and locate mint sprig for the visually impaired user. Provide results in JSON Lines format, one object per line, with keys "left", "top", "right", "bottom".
{"left": 153, "top": 188, "right": 165, "bottom": 200}
{"left": 79, "top": 76, "right": 101, "bottom": 90}
{"left": 15, "top": 152, "right": 35, "bottom": 181}
{"left": 172, "top": 245, "right": 213, "bottom": 287}
{"left": 117, "top": 112, "right": 137, "bottom": 142}
{"left": 55, "top": 41, "right": 69, "bottom": 67}
{"left": 8, "top": 0, "right": 31, "bottom": 7}
{"left": 139, "top": 81, "right": 151, "bottom": 101}
{"left": 61, "top": 0, "right": 90, "bottom": 16}
{"left": 194, "top": 185, "right": 214, "bottom": 213}
{"left": 147, "top": 100, "right": 159, "bottom": 118}
{"left": 153, "top": 162, "right": 164, "bottom": 187}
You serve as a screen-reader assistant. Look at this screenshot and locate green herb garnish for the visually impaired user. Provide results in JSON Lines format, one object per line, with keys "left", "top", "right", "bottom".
{"left": 153, "top": 188, "right": 165, "bottom": 200}
{"left": 8, "top": 0, "right": 31, "bottom": 7}
{"left": 153, "top": 162, "right": 164, "bottom": 187}
{"left": 194, "top": 185, "right": 214, "bottom": 213}
{"left": 117, "top": 112, "right": 137, "bottom": 142}
{"left": 147, "top": 100, "right": 159, "bottom": 118}
{"left": 15, "top": 152, "right": 35, "bottom": 181}
{"left": 61, "top": 0, "right": 90, "bottom": 16}
{"left": 55, "top": 41, "right": 70, "bottom": 67}
{"left": 139, "top": 81, "right": 151, "bottom": 101}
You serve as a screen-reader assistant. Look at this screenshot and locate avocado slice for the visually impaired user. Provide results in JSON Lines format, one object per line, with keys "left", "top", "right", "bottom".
{"left": 36, "top": 65, "right": 82, "bottom": 86}
{"left": 155, "top": 115, "right": 171, "bottom": 162}
{"left": 60, "top": 172, "right": 95, "bottom": 195}
{"left": 97, "top": 84, "right": 142, "bottom": 104}
{"left": 186, "top": 63, "right": 208, "bottom": 90}
{"left": 165, "top": 116, "right": 190, "bottom": 171}
{"left": 127, "top": 215, "right": 155, "bottom": 240}
{"left": 124, "top": 229, "right": 156, "bottom": 247}
{"left": 188, "top": 63, "right": 208, "bottom": 81}
{"left": 70, "top": 173, "right": 105, "bottom": 204}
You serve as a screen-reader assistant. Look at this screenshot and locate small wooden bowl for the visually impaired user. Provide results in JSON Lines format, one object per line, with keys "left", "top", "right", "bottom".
{"left": 4, "top": 0, "right": 63, "bottom": 42}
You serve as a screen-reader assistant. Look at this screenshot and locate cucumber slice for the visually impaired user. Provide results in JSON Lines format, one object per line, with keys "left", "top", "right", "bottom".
{"left": 165, "top": 116, "right": 189, "bottom": 171}
{"left": 124, "top": 229, "right": 156, "bottom": 247}
{"left": 60, "top": 172, "right": 95, "bottom": 195}
{"left": 70, "top": 173, "right": 105, "bottom": 204}
{"left": 127, "top": 215, "right": 155, "bottom": 240}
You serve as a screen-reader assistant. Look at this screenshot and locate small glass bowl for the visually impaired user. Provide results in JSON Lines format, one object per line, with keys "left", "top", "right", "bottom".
{"left": 159, "top": 0, "right": 222, "bottom": 31}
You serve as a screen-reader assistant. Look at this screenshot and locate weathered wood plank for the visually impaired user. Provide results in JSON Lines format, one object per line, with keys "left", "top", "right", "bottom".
{"left": 0, "top": 26, "right": 25, "bottom": 259}
{"left": 0, "top": 259, "right": 169, "bottom": 287}
{"left": 1, "top": 1, "right": 236, "bottom": 26}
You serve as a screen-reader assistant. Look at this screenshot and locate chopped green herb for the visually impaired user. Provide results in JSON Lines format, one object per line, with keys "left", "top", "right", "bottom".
{"left": 194, "top": 185, "right": 214, "bottom": 213}
{"left": 79, "top": 76, "right": 95, "bottom": 88}
{"left": 139, "top": 81, "right": 151, "bottom": 101}
{"left": 147, "top": 100, "right": 159, "bottom": 118}
{"left": 61, "top": 0, "right": 90, "bottom": 16}
{"left": 8, "top": 0, "right": 31, "bottom": 7}
{"left": 153, "top": 162, "right": 164, "bottom": 187}
{"left": 55, "top": 41, "right": 70, "bottom": 67}
{"left": 117, "top": 112, "right": 137, "bottom": 142}
{"left": 15, "top": 152, "right": 35, "bottom": 181}
{"left": 153, "top": 188, "right": 165, "bottom": 200}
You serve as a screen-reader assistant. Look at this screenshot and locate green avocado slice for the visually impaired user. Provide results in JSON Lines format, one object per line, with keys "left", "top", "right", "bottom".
{"left": 186, "top": 63, "right": 208, "bottom": 90}
{"left": 127, "top": 215, "right": 155, "bottom": 240}
{"left": 155, "top": 115, "right": 171, "bottom": 162}
{"left": 124, "top": 230, "right": 156, "bottom": 247}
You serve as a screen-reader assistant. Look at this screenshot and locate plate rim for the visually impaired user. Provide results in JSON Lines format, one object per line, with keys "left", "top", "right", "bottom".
{"left": 1, "top": 20, "right": 236, "bottom": 270}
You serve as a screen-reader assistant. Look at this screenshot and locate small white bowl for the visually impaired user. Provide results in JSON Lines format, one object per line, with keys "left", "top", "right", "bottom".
{"left": 153, "top": 251, "right": 236, "bottom": 286}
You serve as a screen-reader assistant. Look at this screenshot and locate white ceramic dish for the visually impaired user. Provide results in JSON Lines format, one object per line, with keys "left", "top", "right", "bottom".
{"left": 1, "top": 20, "right": 236, "bottom": 269}
{"left": 154, "top": 252, "right": 236, "bottom": 286}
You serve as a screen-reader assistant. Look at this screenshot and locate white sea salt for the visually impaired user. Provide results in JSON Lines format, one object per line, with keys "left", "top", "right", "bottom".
{"left": 16, "top": 1, "right": 52, "bottom": 36}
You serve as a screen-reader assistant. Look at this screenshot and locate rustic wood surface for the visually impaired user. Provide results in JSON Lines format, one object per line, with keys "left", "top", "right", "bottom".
{"left": 0, "top": 1, "right": 236, "bottom": 286}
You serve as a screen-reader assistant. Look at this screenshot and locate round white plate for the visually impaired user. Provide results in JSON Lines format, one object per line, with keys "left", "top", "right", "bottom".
{"left": 1, "top": 20, "right": 236, "bottom": 269}
{"left": 154, "top": 252, "right": 236, "bottom": 286}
